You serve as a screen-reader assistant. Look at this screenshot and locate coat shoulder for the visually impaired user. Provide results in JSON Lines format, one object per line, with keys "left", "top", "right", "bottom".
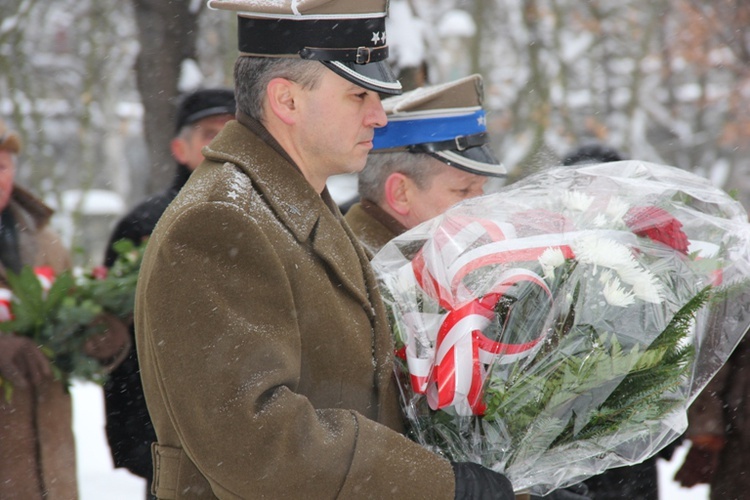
{"left": 166, "top": 161, "right": 259, "bottom": 218}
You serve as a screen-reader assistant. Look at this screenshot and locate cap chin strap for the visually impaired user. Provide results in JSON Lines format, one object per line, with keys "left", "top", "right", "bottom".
{"left": 300, "top": 46, "right": 389, "bottom": 64}
{"left": 408, "top": 132, "right": 489, "bottom": 153}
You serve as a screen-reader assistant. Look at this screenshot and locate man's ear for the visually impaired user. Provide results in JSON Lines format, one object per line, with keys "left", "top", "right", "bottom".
{"left": 384, "top": 172, "right": 411, "bottom": 216}
{"left": 266, "top": 78, "right": 298, "bottom": 125}
{"left": 170, "top": 136, "right": 188, "bottom": 164}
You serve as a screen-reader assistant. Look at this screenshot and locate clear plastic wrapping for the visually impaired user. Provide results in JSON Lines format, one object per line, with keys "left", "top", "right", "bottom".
{"left": 371, "top": 161, "right": 750, "bottom": 495}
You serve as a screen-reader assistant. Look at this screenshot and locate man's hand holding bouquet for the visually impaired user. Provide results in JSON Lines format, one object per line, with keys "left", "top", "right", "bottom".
{"left": 372, "top": 161, "right": 750, "bottom": 495}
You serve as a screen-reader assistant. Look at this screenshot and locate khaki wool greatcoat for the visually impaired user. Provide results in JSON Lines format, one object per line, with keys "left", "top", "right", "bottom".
{"left": 135, "top": 119, "right": 455, "bottom": 499}
{"left": 343, "top": 199, "right": 406, "bottom": 255}
{"left": 0, "top": 186, "right": 74, "bottom": 500}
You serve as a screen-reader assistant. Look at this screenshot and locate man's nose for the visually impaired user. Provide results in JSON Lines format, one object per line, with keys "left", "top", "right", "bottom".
{"left": 366, "top": 96, "right": 388, "bottom": 128}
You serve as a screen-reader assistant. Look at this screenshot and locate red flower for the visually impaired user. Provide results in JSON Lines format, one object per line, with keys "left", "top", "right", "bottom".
{"left": 91, "top": 266, "right": 108, "bottom": 280}
{"left": 624, "top": 206, "right": 690, "bottom": 254}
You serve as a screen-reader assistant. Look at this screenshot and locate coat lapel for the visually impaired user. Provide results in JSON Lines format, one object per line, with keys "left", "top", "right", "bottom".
{"left": 203, "top": 120, "right": 398, "bottom": 421}
{"left": 203, "top": 121, "right": 372, "bottom": 313}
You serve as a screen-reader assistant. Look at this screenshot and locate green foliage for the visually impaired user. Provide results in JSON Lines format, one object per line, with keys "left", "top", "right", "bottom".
{"left": 410, "top": 285, "right": 713, "bottom": 471}
{"left": 76, "top": 238, "right": 145, "bottom": 319}
{"left": 0, "top": 239, "right": 146, "bottom": 397}
{"left": 0, "top": 267, "right": 103, "bottom": 389}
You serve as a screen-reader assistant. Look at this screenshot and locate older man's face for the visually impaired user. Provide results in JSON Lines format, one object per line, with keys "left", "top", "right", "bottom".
{"left": 0, "top": 151, "right": 16, "bottom": 212}
{"left": 405, "top": 158, "right": 487, "bottom": 228}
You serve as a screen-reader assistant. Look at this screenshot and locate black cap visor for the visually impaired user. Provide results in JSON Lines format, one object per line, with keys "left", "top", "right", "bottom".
{"left": 322, "top": 60, "right": 402, "bottom": 95}
{"left": 430, "top": 144, "right": 506, "bottom": 177}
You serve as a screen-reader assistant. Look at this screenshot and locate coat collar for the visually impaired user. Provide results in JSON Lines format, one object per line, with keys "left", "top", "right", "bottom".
{"left": 359, "top": 198, "right": 407, "bottom": 238}
{"left": 202, "top": 117, "right": 374, "bottom": 312}
{"left": 0, "top": 185, "right": 51, "bottom": 285}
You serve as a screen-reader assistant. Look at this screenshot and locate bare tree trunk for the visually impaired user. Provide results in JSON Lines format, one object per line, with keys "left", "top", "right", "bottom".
{"left": 131, "top": 0, "right": 201, "bottom": 196}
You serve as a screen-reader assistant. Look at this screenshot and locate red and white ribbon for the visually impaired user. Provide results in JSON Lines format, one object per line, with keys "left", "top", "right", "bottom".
{"left": 0, "top": 288, "right": 12, "bottom": 321}
{"left": 34, "top": 266, "right": 56, "bottom": 293}
{"left": 403, "top": 216, "right": 572, "bottom": 416}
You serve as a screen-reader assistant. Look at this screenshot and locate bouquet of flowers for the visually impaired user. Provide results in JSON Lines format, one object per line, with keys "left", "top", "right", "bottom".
{"left": 74, "top": 238, "right": 146, "bottom": 320}
{"left": 372, "top": 161, "right": 750, "bottom": 494}
{"left": 0, "top": 266, "right": 104, "bottom": 398}
{"left": 0, "top": 238, "right": 146, "bottom": 399}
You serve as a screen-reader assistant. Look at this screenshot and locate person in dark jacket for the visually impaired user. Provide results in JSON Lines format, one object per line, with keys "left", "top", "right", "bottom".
{"left": 101, "top": 88, "right": 235, "bottom": 498}
{"left": 674, "top": 333, "right": 750, "bottom": 498}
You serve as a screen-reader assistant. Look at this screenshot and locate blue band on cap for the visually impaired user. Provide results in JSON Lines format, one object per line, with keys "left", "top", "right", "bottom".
{"left": 373, "top": 110, "right": 487, "bottom": 150}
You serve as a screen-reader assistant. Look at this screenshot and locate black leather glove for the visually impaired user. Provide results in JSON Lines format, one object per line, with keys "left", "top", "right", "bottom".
{"left": 452, "top": 462, "right": 515, "bottom": 500}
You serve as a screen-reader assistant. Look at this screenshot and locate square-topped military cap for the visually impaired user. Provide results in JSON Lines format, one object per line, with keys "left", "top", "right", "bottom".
{"left": 207, "top": 0, "right": 402, "bottom": 95}
{"left": 372, "top": 74, "right": 506, "bottom": 177}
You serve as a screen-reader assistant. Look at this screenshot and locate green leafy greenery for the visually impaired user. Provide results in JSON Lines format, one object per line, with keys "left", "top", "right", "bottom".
{"left": 76, "top": 238, "right": 145, "bottom": 319}
{"left": 0, "top": 267, "right": 102, "bottom": 394}
{"left": 406, "top": 284, "right": 713, "bottom": 472}
{"left": 0, "top": 239, "right": 146, "bottom": 398}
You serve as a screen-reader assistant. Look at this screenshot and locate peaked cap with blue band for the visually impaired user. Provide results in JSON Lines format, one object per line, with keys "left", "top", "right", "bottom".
{"left": 372, "top": 74, "right": 505, "bottom": 177}
{"left": 207, "top": 0, "right": 402, "bottom": 95}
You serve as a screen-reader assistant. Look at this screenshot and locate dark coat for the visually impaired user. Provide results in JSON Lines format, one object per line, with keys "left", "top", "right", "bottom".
{"left": 343, "top": 199, "right": 406, "bottom": 255}
{"left": 102, "top": 165, "right": 191, "bottom": 479}
{"left": 135, "top": 118, "right": 455, "bottom": 499}
{"left": 687, "top": 335, "right": 750, "bottom": 499}
{"left": 0, "top": 186, "right": 74, "bottom": 500}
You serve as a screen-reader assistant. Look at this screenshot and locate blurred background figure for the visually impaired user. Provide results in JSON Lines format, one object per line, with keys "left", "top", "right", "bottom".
{"left": 674, "top": 333, "right": 750, "bottom": 498}
{"left": 563, "top": 141, "right": 681, "bottom": 500}
{"left": 0, "top": 119, "right": 129, "bottom": 499}
{"left": 561, "top": 143, "right": 624, "bottom": 166}
{"left": 345, "top": 74, "right": 506, "bottom": 253}
{"left": 101, "top": 88, "right": 235, "bottom": 499}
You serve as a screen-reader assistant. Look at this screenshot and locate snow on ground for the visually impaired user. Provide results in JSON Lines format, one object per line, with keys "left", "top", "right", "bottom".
{"left": 73, "top": 382, "right": 145, "bottom": 499}
{"left": 72, "top": 381, "right": 710, "bottom": 499}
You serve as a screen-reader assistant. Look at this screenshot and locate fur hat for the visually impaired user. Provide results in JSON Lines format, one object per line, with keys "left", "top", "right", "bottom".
{"left": 0, "top": 119, "right": 21, "bottom": 154}
{"left": 175, "top": 88, "right": 236, "bottom": 134}
{"left": 372, "top": 74, "right": 505, "bottom": 177}
{"left": 207, "top": 0, "right": 402, "bottom": 95}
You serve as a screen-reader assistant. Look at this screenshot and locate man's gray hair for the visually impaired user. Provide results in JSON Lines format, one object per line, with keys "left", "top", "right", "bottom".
{"left": 358, "top": 151, "right": 437, "bottom": 204}
{"left": 234, "top": 57, "right": 325, "bottom": 122}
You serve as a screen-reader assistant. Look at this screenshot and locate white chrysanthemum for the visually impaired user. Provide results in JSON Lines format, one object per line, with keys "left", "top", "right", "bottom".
{"left": 592, "top": 213, "right": 608, "bottom": 228}
{"left": 602, "top": 276, "right": 636, "bottom": 307}
{"left": 573, "top": 235, "right": 631, "bottom": 268}
{"left": 606, "top": 196, "right": 630, "bottom": 222}
{"left": 598, "top": 269, "right": 614, "bottom": 285}
{"left": 538, "top": 247, "right": 566, "bottom": 279}
{"left": 631, "top": 278, "right": 663, "bottom": 304}
{"left": 562, "top": 190, "right": 594, "bottom": 212}
{"left": 573, "top": 235, "right": 662, "bottom": 304}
